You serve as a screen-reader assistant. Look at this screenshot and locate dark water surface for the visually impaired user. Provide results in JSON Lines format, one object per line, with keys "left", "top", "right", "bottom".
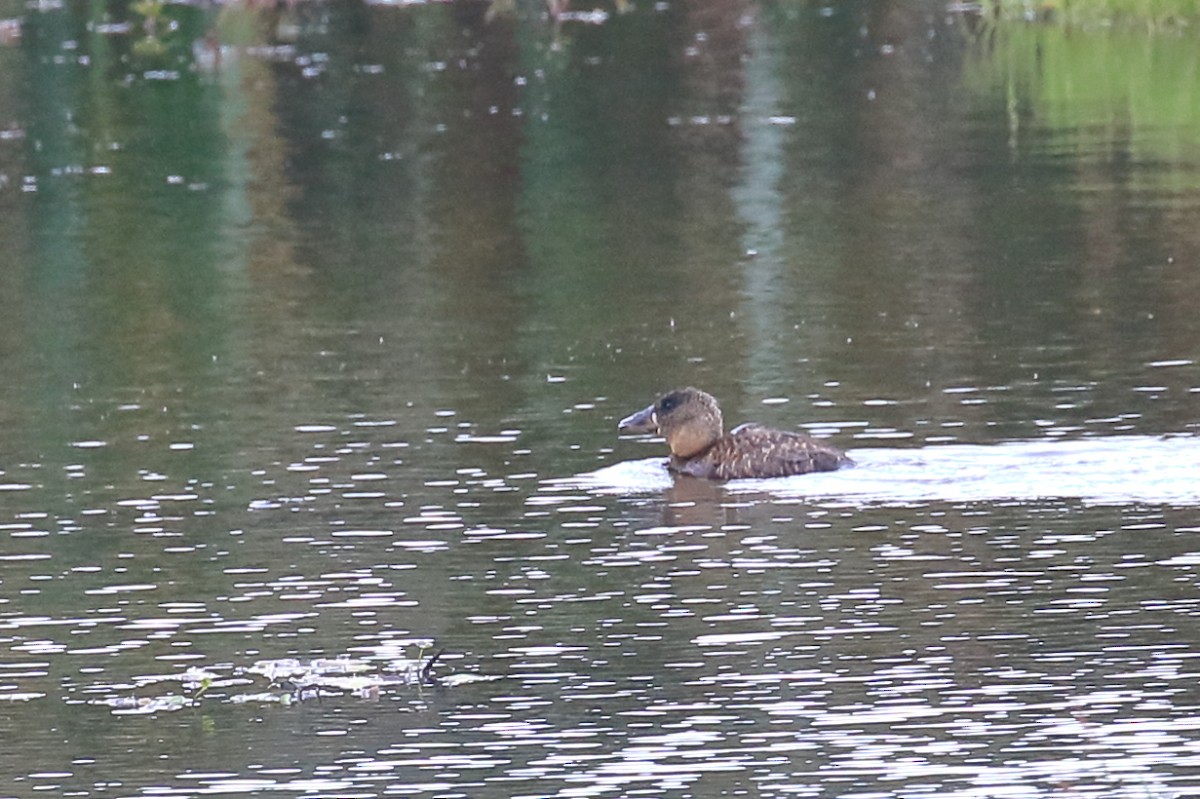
{"left": 2, "top": 0, "right": 1200, "bottom": 797}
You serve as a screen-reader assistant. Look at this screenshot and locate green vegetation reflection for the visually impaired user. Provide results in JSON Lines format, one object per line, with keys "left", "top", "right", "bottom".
{"left": 986, "top": 0, "right": 1200, "bottom": 28}
{"left": 967, "top": 23, "right": 1200, "bottom": 173}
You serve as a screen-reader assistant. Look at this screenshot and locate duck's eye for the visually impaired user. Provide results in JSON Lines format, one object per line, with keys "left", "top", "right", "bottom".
{"left": 659, "top": 394, "right": 680, "bottom": 413}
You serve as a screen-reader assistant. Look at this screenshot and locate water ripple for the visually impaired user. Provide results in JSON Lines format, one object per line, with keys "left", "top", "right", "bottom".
{"left": 557, "top": 436, "right": 1200, "bottom": 507}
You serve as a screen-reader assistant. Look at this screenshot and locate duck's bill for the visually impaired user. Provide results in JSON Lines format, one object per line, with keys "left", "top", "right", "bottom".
{"left": 617, "top": 404, "right": 658, "bottom": 433}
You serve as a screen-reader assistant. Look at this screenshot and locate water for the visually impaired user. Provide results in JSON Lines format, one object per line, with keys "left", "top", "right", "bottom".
{"left": 2, "top": 0, "right": 1200, "bottom": 796}
{"left": 570, "top": 435, "right": 1200, "bottom": 505}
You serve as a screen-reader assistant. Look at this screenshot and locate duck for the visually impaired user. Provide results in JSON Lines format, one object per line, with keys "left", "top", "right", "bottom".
{"left": 617, "top": 387, "right": 851, "bottom": 480}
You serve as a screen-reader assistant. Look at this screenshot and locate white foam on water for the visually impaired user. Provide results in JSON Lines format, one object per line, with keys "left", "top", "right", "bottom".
{"left": 555, "top": 436, "right": 1200, "bottom": 507}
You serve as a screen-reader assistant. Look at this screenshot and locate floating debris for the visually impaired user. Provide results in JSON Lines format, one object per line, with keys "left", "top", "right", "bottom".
{"left": 99, "top": 694, "right": 197, "bottom": 715}
{"left": 81, "top": 645, "right": 486, "bottom": 715}
{"left": 230, "top": 692, "right": 294, "bottom": 706}
{"left": 244, "top": 656, "right": 375, "bottom": 683}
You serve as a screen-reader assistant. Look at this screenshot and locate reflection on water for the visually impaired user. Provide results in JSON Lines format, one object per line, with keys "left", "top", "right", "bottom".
{"left": 2, "top": 0, "right": 1200, "bottom": 796}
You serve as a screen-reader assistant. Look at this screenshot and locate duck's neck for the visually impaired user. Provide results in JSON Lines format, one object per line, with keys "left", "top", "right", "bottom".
{"left": 667, "top": 424, "right": 721, "bottom": 460}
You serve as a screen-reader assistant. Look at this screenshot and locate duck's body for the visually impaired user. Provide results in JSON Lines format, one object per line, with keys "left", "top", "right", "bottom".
{"left": 618, "top": 387, "right": 851, "bottom": 480}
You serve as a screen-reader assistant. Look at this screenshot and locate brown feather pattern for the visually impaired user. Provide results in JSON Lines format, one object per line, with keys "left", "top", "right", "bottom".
{"left": 619, "top": 387, "right": 851, "bottom": 480}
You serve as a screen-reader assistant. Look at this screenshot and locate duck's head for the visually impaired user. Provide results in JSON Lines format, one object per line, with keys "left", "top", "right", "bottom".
{"left": 618, "top": 387, "right": 724, "bottom": 459}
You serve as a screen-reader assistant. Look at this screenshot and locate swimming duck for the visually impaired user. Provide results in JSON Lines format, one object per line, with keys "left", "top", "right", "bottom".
{"left": 618, "top": 387, "right": 851, "bottom": 480}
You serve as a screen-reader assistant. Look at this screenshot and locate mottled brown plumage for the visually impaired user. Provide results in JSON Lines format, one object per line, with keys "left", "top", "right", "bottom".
{"left": 618, "top": 387, "right": 851, "bottom": 480}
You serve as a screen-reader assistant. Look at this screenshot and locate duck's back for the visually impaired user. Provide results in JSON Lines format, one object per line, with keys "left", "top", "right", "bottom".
{"left": 674, "top": 424, "right": 851, "bottom": 480}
